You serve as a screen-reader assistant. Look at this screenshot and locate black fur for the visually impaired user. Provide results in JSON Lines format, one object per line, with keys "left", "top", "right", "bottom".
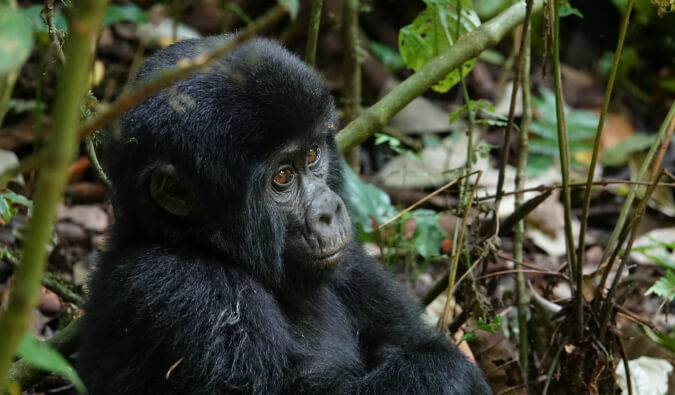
{"left": 78, "top": 36, "right": 491, "bottom": 394}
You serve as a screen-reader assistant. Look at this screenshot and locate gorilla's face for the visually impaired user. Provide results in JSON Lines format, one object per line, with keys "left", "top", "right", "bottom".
{"left": 266, "top": 138, "right": 351, "bottom": 273}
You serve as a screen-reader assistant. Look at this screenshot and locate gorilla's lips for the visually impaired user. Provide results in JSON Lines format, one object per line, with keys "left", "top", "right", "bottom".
{"left": 314, "top": 246, "right": 346, "bottom": 266}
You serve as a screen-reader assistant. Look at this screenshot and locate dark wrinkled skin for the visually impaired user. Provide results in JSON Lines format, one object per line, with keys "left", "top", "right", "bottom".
{"left": 78, "top": 36, "right": 491, "bottom": 395}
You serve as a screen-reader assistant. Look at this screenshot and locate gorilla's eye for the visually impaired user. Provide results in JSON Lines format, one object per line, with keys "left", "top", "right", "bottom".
{"left": 273, "top": 168, "right": 293, "bottom": 185}
{"left": 307, "top": 147, "right": 319, "bottom": 164}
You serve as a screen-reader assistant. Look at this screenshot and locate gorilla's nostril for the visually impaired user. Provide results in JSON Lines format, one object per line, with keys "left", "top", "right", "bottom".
{"left": 319, "top": 213, "right": 333, "bottom": 225}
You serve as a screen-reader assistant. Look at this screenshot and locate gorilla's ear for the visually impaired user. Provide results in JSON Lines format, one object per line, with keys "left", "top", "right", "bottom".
{"left": 150, "top": 164, "right": 195, "bottom": 217}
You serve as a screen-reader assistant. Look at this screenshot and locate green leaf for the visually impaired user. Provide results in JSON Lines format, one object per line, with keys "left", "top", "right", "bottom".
{"left": 2, "top": 190, "right": 32, "bottom": 207}
{"left": 0, "top": 196, "right": 12, "bottom": 223}
{"left": 17, "top": 332, "right": 87, "bottom": 393}
{"left": 409, "top": 209, "right": 447, "bottom": 260}
{"left": 102, "top": 4, "right": 147, "bottom": 26}
{"left": 398, "top": 2, "right": 481, "bottom": 93}
{"left": 646, "top": 269, "right": 675, "bottom": 302}
{"left": 458, "top": 332, "right": 478, "bottom": 343}
{"left": 642, "top": 326, "right": 675, "bottom": 353}
{"left": 343, "top": 163, "right": 397, "bottom": 239}
{"left": 0, "top": 5, "right": 34, "bottom": 75}
{"left": 477, "top": 314, "right": 502, "bottom": 333}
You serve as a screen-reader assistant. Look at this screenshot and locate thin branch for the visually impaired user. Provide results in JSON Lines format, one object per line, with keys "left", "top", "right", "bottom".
{"left": 475, "top": 178, "right": 675, "bottom": 202}
{"left": 85, "top": 135, "right": 112, "bottom": 189}
{"left": 335, "top": 0, "right": 544, "bottom": 154}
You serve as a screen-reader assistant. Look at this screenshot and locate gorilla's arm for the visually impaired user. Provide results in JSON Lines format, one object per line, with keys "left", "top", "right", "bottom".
{"left": 78, "top": 247, "right": 293, "bottom": 395}
{"left": 335, "top": 247, "right": 491, "bottom": 394}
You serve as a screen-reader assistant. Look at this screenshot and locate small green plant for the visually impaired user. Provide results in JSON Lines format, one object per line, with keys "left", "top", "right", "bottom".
{"left": 458, "top": 315, "right": 503, "bottom": 343}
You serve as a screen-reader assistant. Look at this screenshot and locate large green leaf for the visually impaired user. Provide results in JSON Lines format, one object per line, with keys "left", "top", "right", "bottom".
{"left": 398, "top": 0, "right": 481, "bottom": 93}
{"left": 17, "top": 332, "right": 86, "bottom": 393}
{"left": 0, "top": 5, "right": 34, "bottom": 75}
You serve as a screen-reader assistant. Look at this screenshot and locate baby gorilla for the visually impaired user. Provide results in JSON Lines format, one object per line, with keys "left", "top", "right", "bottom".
{"left": 78, "top": 36, "right": 491, "bottom": 394}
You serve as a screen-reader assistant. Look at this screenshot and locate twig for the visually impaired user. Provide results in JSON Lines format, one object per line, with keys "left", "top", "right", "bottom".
{"left": 542, "top": 334, "right": 570, "bottom": 395}
{"left": 304, "top": 0, "right": 323, "bottom": 67}
{"left": 0, "top": 0, "right": 108, "bottom": 380}
{"left": 85, "top": 135, "right": 112, "bottom": 189}
{"left": 577, "top": 0, "right": 633, "bottom": 305}
{"left": 378, "top": 172, "right": 479, "bottom": 229}
{"left": 615, "top": 333, "right": 633, "bottom": 395}
{"left": 552, "top": 0, "right": 582, "bottom": 338}
{"left": 335, "top": 0, "right": 544, "bottom": 154}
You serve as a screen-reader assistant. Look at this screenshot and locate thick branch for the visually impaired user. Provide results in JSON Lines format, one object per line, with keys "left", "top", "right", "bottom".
{"left": 335, "top": 0, "right": 543, "bottom": 154}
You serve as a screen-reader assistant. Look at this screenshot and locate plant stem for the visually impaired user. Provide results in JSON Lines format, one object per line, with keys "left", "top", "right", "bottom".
{"left": 514, "top": 12, "right": 532, "bottom": 385}
{"left": 305, "top": 0, "right": 323, "bottom": 67}
{"left": 0, "top": 0, "right": 108, "bottom": 381}
{"left": 343, "top": 0, "right": 361, "bottom": 172}
{"left": 552, "top": 0, "right": 582, "bottom": 338}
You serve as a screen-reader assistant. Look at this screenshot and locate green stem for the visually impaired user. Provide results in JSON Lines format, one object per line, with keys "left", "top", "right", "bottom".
{"left": 552, "top": 0, "right": 582, "bottom": 338}
{"left": 305, "top": 0, "right": 323, "bottom": 67}
{"left": 514, "top": 12, "right": 532, "bottom": 385}
{"left": 0, "top": 0, "right": 108, "bottom": 382}
{"left": 342, "top": 0, "right": 361, "bottom": 172}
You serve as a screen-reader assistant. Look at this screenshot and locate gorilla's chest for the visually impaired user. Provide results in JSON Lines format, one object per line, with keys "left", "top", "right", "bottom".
{"left": 282, "top": 289, "right": 364, "bottom": 377}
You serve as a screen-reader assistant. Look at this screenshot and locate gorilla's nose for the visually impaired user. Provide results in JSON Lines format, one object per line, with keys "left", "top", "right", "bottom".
{"left": 308, "top": 190, "right": 344, "bottom": 238}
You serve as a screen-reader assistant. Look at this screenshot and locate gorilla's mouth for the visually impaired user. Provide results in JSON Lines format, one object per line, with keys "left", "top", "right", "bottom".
{"left": 313, "top": 245, "right": 346, "bottom": 266}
